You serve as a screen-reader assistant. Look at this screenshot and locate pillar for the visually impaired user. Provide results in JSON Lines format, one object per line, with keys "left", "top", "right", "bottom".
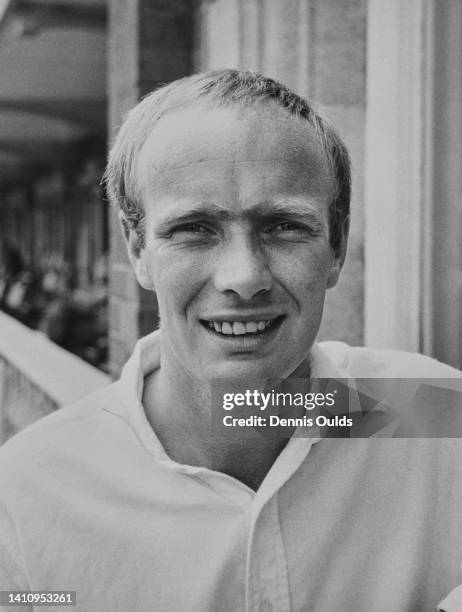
{"left": 107, "top": 0, "right": 193, "bottom": 375}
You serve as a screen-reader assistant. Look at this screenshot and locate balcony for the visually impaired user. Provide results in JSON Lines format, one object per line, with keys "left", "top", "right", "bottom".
{"left": 0, "top": 310, "right": 110, "bottom": 443}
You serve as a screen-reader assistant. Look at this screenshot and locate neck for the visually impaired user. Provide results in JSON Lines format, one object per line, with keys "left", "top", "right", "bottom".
{"left": 142, "top": 346, "right": 311, "bottom": 491}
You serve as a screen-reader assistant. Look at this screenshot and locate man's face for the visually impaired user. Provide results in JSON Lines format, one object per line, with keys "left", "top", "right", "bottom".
{"left": 133, "top": 103, "right": 345, "bottom": 382}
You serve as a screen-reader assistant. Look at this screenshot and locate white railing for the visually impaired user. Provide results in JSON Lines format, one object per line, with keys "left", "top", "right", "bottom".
{"left": 0, "top": 311, "right": 110, "bottom": 443}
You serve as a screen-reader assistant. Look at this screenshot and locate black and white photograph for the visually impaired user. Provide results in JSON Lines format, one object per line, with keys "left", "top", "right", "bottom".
{"left": 0, "top": 1, "right": 461, "bottom": 610}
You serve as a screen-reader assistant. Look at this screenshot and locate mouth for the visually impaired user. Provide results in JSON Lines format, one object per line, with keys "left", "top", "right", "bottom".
{"left": 200, "top": 316, "right": 285, "bottom": 338}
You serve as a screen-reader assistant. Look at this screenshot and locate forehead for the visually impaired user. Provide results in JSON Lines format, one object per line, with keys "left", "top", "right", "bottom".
{"left": 135, "top": 103, "right": 333, "bottom": 212}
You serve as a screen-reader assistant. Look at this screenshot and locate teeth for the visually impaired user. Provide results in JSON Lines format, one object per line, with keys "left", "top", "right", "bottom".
{"left": 206, "top": 319, "right": 276, "bottom": 336}
{"left": 221, "top": 322, "right": 233, "bottom": 335}
{"left": 233, "top": 322, "right": 246, "bottom": 335}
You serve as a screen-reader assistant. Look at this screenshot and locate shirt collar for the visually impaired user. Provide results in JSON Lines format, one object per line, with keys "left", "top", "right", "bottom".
{"left": 112, "top": 330, "right": 349, "bottom": 457}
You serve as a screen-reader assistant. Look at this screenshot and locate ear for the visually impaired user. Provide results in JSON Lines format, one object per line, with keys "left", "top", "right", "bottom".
{"left": 327, "top": 215, "right": 349, "bottom": 289}
{"left": 119, "top": 211, "right": 154, "bottom": 291}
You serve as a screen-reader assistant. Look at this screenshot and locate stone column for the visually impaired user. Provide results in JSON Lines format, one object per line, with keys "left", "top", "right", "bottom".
{"left": 107, "top": 0, "right": 193, "bottom": 375}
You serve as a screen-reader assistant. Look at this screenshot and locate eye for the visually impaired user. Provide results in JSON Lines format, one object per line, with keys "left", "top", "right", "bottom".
{"left": 261, "top": 219, "right": 319, "bottom": 243}
{"left": 272, "top": 221, "right": 306, "bottom": 232}
{"left": 265, "top": 220, "right": 311, "bottom": 234}
{"left": 172, "top": 223, "right": 211, "bottom": 235}
{"left": 166, "top": 222, "right": 218, "bottom": 244}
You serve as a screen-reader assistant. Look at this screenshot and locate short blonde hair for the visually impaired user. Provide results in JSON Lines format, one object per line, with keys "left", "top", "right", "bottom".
{"left": 104, "top": 69, "right": 351, "bottom": 255}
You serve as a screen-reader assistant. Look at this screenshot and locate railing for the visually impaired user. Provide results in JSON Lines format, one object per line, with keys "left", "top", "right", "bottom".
{"left": 0, "top": 311, "right": 110, "bottom": 444}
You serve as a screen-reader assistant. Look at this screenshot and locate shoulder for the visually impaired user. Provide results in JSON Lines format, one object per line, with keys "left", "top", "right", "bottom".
{"left": 317, "top": 341, "right": 462, "bottom": 378}
{"left": 0, "top": 381, "right": 121, "bottom": 486}
{"left": 0, "top": 381, "right": 124, "bottom": 583}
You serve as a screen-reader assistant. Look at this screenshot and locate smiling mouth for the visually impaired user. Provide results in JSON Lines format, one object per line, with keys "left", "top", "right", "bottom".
{"left": 200, "top": 316, "right": 284, "bottom": 337}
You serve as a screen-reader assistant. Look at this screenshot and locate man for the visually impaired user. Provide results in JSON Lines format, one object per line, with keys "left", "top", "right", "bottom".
{"left": 0, "top": 70, "right": 461, "bottom": 611}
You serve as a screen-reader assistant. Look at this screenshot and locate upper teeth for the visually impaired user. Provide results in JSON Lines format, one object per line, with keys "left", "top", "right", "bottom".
{"left": 207, "top": 320, "right": 274, "bottom": 335}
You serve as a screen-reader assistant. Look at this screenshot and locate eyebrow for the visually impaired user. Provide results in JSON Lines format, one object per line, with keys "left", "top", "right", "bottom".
{"left": 154, "top": 198, "right": 326, "bottom": 232}
{"left": 154, "top": 202, "right": 231, "bottom": 233}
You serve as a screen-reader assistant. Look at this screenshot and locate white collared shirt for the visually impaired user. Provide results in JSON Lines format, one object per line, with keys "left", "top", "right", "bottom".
{"left": 0, "top": 333, "right": 461, "bottom": 611}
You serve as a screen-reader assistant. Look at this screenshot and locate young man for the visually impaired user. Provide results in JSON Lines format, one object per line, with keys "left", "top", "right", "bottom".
{"left": 0, "top": 70, "right": 461, "bottom": 611}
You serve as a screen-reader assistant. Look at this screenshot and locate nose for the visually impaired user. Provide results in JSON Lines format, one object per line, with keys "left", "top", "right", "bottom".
{"left": 213, "top": 231, "right": 272, "bottom": 299}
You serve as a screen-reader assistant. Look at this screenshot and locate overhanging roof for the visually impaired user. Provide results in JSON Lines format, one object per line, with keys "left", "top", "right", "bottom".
{"left": 0, "top": 0, "right": 106, "bottom": 187}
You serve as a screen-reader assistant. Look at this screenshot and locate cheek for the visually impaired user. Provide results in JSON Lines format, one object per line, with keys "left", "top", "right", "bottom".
{"left": 151, "top": 251, "right": 208, "bottom": 314}
{"left": 271, "top": 246, "right": 334, "bottom": 293}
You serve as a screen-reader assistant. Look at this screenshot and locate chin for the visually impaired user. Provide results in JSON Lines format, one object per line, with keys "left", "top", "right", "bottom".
{"left": 202, "top": 358, "right": 291, "bottom": 383}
